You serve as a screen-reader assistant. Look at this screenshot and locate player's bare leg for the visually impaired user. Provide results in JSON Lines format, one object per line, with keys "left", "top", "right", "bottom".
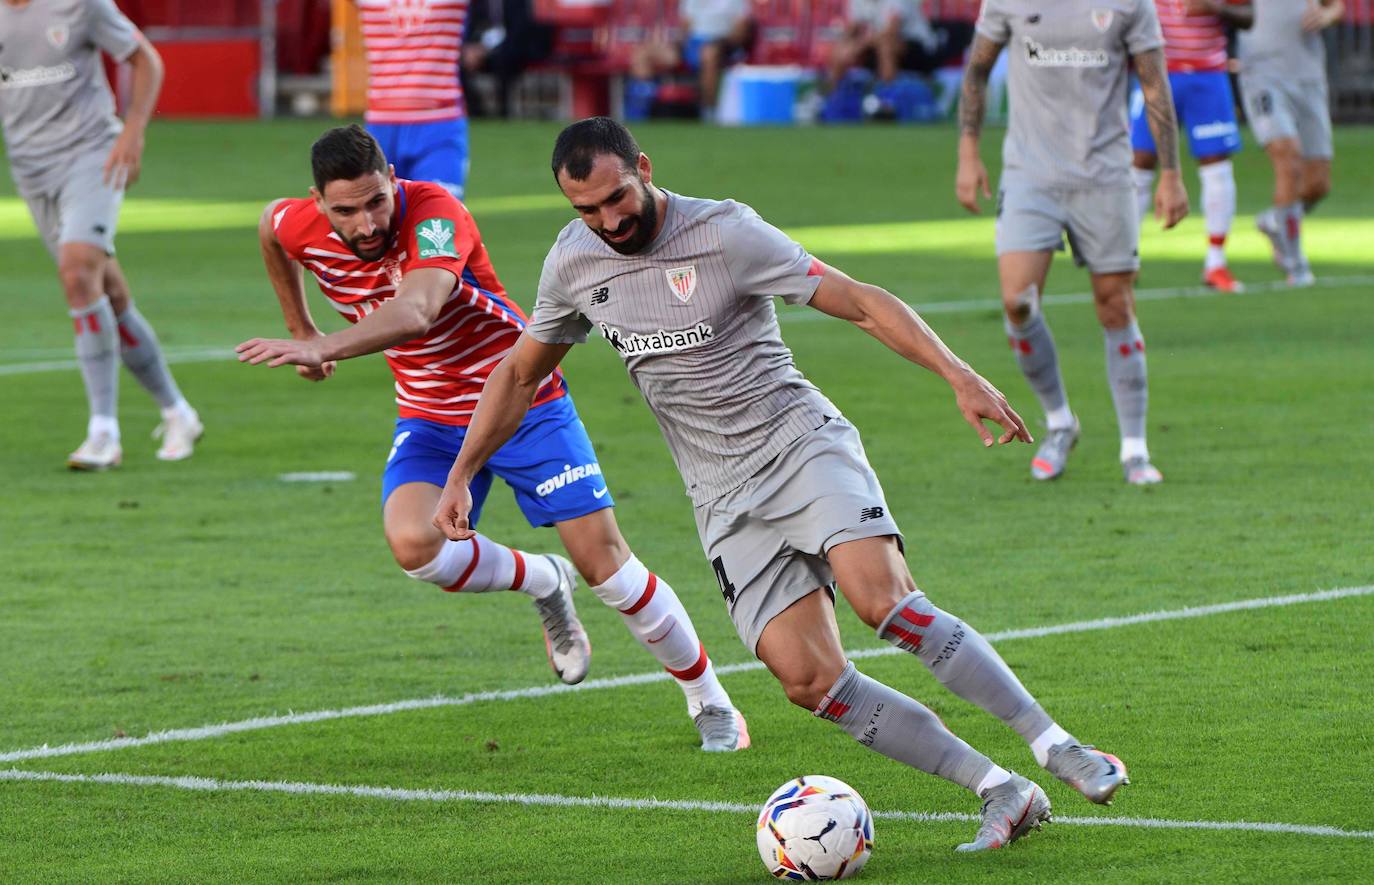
{"left": 829, "top": 535, "right": 1127, "bottom": 806}
{"left": 757, "top": 583, "right": 1048, "bottom": 851}
{"left": 103, "top": 258, "right": 202, "bottom": 460}
{"left": 386, "top": 481, "right": 591, "bottom": 684}
{"left": 1091, "top": 272, "right": 1160, "bottom": 485}
{"left": 1257, "top": 136, "right": 1311, "bottom": 284}
{"left": 1299, "top": 157, "right": 1331, "bottom": 214}
{"left": 58, "top": 241, "right": 121, "bottom": 470}
{"left": 1000, "top": 250, "right": 1077, "bottom": 479}
{"left": 556, "top": 509, "right": 748, "bottom": 750}
{"left": 697, "top": 40, "right": 724, "bottom": 121}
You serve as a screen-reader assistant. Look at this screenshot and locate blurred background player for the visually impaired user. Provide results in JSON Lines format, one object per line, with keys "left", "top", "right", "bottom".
{"left": 354, "top": 0, "right": 471, "bottom": 198}
{"left": 237, "top": 125, "right": 749, "bottom": 751}
{"left": 0, "top": 0, "right": 202, "bottom": 470}
{"left": 626, "top": 0, "right": 754, "bottom": 122}
{"left": 1131, "top": 0, "right": 1252, "bottom": 294}
{"left": 434, "top": 117, "right": 1131, "bottom": 853}
{"left": 1238, "top": 0, "right": 1344, "bottom": 286}
{"left": 462, "top": 0, "right": 554, "bottom": 119}
{"left": 823, "top": 0, "right": 972, "bottom": 115}
{"left": 957, "top": 0, "right": 1189, "bottom": 486}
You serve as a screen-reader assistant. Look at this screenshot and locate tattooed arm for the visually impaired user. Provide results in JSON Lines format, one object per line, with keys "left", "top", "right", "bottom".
{"left": 955, "top": 34, "right": 1005, "bottom": 213}
{"left": 1133, "top": 47, "right": 1189, "bottom": 228}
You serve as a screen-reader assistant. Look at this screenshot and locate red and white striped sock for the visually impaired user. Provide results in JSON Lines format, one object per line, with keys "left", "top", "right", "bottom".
{"left": 404, "top": 535, "right": 559, "bottom": 598}
{"left": 592, "top": 555, "right": 731, "bottom": 716}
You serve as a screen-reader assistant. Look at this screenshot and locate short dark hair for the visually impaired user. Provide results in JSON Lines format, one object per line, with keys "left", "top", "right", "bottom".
{"left": 551, "top": 116, "right": 641, "bottom": 182}
{"left": 310, "top": 124, "right": 388, "bottom": 192}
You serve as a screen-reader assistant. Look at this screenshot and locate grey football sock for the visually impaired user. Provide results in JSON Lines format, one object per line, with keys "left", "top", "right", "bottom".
{"left": 1004, "top": 299, "right": 1069, "bottom": 419}
{"left": 878, "top": 591, "right": 1054, "bottom": 743}
{"left": 116, "top": 302, "right": 184, "bottom": 409}
{"left": 1281, "top": 202, "right": 1308, "bottom": 269}
{"left": 70, "top": 296, "right": 119, "bottom": 420}
{"left": 1103, "top": 321, "right": 1149, "bottom": 448}
{"left": 814, "top": 662, "right": 994, "bottom": 794}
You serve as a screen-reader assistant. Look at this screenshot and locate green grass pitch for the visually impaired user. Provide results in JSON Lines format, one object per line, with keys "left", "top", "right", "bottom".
{"left": 1, "top": 120, "right": 1372, "bottom": 883}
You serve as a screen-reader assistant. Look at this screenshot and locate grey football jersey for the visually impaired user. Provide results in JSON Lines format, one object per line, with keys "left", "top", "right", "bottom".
{"left": 0, "top": 0, "right": 139, "bottom": 196}
{"left": 529, "top": 192, "right": 841, "bottom": 505}
{"left": 976, "top": 0, "right": 1163, "bottom": 188}
{"left": 1238, "top": 0, "right": 1327, "bottom": 82}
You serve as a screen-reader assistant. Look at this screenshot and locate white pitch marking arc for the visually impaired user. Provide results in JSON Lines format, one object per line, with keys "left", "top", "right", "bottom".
{"left": 2, "top": 585, "right": 1369, "bottom": 765}
{"left": 1, "top": 769, "right": 1370, "bottom": 841}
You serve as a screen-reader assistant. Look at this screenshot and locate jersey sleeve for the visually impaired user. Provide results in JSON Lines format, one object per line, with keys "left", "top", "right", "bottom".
{"left": 719, "top": 203, "right": 824, "bottom": 306}
{"left": 1123, "top": 0, "right": 1165, "bottom": 55}
{"left": 974, "top": 0, "right": 1012, "bottom": 44}
{"left": 527, "top": 243, "right": 592, "bottom": 345}
{"left": 270, "top": 199, "right": 311, "bottom": 261}
{"left": 399, "top": 187, "right": 473, "bottom": 280}
{"left": 88, "top": 0, "right": 142, "bottom": 62}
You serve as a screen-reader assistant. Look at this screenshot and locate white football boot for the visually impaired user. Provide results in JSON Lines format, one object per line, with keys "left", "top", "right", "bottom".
{"left": 67, "top": 432, "right": 122, "bottom": 471}
{"left": 154, "top": 408, "right": 204, "bottom": 461}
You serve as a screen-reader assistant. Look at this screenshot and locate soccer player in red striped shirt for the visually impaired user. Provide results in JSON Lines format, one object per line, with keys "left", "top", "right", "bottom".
{"left": 1130, "top": 0, "right": 1253, "bottom": 292}
{"left": 236, "top": 125, "right": 750, "bottom": 751}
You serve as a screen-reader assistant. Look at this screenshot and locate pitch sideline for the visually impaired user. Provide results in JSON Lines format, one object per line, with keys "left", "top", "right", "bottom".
{"left": 3, "top": 584, "right": 1369, "bottom": 765}
{"left": 2, "top": 768, "right": 1370, "bottom": 841}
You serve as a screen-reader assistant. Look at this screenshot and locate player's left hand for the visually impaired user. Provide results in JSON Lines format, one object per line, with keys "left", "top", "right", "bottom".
{"left": 235, "top": 336, "right": 326, "bottom": 369}
{"left": 103, "top": 127, "right": 145, "bottom": 190}
{"left": 1154, "top": 170, "right": 1190, "bottom": 230}
{"left": 950, "top": 369, "right": 1033, "bottom": 447}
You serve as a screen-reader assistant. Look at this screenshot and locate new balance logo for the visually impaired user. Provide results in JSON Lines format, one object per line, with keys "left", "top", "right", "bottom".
{"left": 591, "top": 287, "right": 610, "bottom": 305}
{"left": 859, "top": 506, "right": 885, "bottom": 522}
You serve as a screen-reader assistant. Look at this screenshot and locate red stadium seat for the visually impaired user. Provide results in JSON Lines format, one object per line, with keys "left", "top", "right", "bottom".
{"left": 749, "top": 0, "right": 808, "bottom": 66}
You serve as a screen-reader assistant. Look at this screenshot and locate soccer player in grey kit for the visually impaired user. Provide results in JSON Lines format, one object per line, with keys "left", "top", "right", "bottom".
{"left": 0, "top": 0, "right": 201, "bottom": 469}
{"left": 433, "top": 117, "right": 1130, "bottom": 852}
{"left": 956, "top": 0, "right": 1189, "bottom": 485}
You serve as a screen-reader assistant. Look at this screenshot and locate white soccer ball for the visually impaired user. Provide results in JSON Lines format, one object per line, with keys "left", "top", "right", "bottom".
{"left": 756, "top": 775, "right": 874, "bottom": 881}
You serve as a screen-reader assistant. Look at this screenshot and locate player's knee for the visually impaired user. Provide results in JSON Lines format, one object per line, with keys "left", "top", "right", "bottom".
{"left": 57, "top": 255, "right": 103, "bottom": 304}
{"left": 779, "top": 669, "right": 837, "bottom": 711}
{"left": 388, "top": 525, "right": 445, "bottom": 573}
{"left": 1002, "top": 283, "right": 1039, "bottom": 325}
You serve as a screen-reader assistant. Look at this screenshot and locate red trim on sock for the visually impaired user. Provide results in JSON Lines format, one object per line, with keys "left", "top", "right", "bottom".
{"left": 900, "top": 606, "right": 935, "bottom": 628}
{"left": 1018, "top": 339, "right": 1032, "bottom": 355}
{"left": 620, "top": 572, "right": 658, "bottom": 615}
{"left": 1118, "top": 343, "right": 1132, "bottom": 358}
{"left": 1208, "top": 234, "right": 1226, "bottom": 247}
{"left": 884, "top": 622, "right": 925, "bottom": 648}
{"left": 1134, "top": 340, "right": 1145, "bottom": 352}
{"left": 815, "top": 697, "right": 851, "bottom": 720}
{"left": 667, "top": 642, "right": 709, "bottom": 681}
{"left": 510, "top": 549, "right": 526, "bottom": 591}
{"left": 442, "top": 538, "right": 481, "bottom": 592}
{"left": 72, "top": 318, "right": 83, "bottom": 335}
{"left": 1286, "top": 215, "right": 1300, "bottom": 240}
{"left": 87, "top": 314, "right": 101, "bottom": 334}
{"left": 117, "top": 322, "right": 139, "bottom": 348}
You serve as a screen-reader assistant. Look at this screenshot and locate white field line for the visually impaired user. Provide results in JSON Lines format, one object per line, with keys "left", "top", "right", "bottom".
{"left": 5, "top": 274, "right": 1371, "bottom": 378}
{"left": 2, "top": 585, "right": 1369, "bottom": 765}
{"left": 2, "top": 769, "right": 1370, "bottom": 840}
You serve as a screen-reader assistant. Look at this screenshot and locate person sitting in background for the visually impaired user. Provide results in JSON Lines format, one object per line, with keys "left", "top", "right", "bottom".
{"left": 626, "top": 0, "right": 755, "bottom": 122}
{"left": 462, "top": 0, "right": 555, "bottom": 119}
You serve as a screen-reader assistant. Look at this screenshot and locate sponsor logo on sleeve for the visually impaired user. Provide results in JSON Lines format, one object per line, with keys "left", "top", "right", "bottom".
{"left": 664, "top": 265, "right": 697, "bottom": 303}
{"left": 415, "top": 217, "right": 458, "bottom": 260}
{"left": 598, "top": 322, "right": 715, "bottom": 356}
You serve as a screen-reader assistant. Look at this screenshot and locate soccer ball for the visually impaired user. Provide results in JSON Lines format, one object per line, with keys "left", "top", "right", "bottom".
{"left": 756, "top": 775, "right": 874, "bottom": 881}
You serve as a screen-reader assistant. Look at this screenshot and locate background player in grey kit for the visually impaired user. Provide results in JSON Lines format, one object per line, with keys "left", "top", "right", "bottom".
{"left": 956, "top": 0, "right": 1189, "bottom": 486}
{"left": 433, "top": 117, "right": 1131, "bottom": 853}
{"left": 1238, "top": 0, "right": 1344, "bottom": 286}
{"left": 0, "top": 0, "right": 202, "bottom": 469}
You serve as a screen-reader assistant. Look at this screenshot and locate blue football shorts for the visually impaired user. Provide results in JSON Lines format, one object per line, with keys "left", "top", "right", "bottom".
{"left": 1131, "top": 70, "right": 1241, "bottom": 159}
{"left": 366, "top": 117, "right": 470, "bottom": 199}
{"left": 381, "top": 394, "right": 615, "bottom": 529}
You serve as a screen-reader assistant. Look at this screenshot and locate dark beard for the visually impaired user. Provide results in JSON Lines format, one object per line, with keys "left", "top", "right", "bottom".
{"left": 343, "top": 227, "right": 391, "bottom": 261}
{"left": 597, "top": 183, "right": 658, "bottom": 255}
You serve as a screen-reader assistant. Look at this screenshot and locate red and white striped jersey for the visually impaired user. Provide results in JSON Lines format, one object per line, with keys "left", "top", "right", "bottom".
{"left": 272, "top": 180, "right": 565, "bottom": 425}
{"left": 1158, "top": 0, "right": 1240, "bottom": 73}
{"left": 357, "top": 0, "right": 468, "bottom": 124}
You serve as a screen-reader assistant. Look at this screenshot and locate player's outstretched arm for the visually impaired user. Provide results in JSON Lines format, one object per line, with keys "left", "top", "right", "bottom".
{"left": 807, "top": 266, "right": 1032, "bottom": 448}
{"left": 955, "top": 34, "right": 1003, "bottom": 214}
{"left": 104, "top": 35, "right": 163, "bottom": 190}
{"left": 433, "top": 334, "right": 573, "bottom": 540}
{"left": 1134, "top": 48, "right": 1190, "bottom": 229}
{"left": 251, "top": 200, "right": 335, "bottom": 381}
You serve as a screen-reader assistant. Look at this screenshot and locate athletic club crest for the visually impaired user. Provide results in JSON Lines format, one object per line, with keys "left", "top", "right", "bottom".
{"left": 46, "top": 25, "right": 69, "bottom": 49}
{"left": 389, "top": 0, "right": 430, "bottom": 34}
{"left": 665, "top": 265, "right": 697, "bottom": 303}
{"left": 1090, "top": 9, "right": 1114, "bottom": 32}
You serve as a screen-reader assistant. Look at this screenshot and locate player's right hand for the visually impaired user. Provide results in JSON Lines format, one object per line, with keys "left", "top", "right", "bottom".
{"left": 297, "top": 361, "right": 337, "bottom": 382}
{"left": 950, "top": 369, "right": 1033, "bottom": 447}
{"left": 433, "top": 478, "right": 476, "bottom": 541}
{"left": 1154, "top": 170, "right": 1190, "bottom": 230}
{"left": 955, "top": 157, "right": 992, "bottom": 215}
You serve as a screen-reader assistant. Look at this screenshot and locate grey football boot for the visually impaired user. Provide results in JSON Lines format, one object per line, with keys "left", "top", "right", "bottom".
{"left": 1122, "top": 456, "right": 1163, "bottom": 486}
{"left": 692, "top": 705, "right": 752, "bottom": 752}
{"left": 533, "top": 555, "right": 591, "bottom": 684}
{"left": 1045, "top": 741, "right": 1130, "bottom": 805}
{"left": 956, "top": 772, "right": 1051, "bottom": 852}
{"left": 1030, "top": 417, "right": 1080, "bottom": 481}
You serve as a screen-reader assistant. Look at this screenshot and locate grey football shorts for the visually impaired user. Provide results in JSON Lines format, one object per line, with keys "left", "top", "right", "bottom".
{"left": 692, "top": 416, "right": 903, "bottom": 655}
{"left": 995, "top": 179, "right": 1141, "bottom": 275}
{"left": 1239, "top": 74, "right": 1333, "bottom": 159}
{"left": 20, "top": 144, "right": 123, "bottom": 258}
